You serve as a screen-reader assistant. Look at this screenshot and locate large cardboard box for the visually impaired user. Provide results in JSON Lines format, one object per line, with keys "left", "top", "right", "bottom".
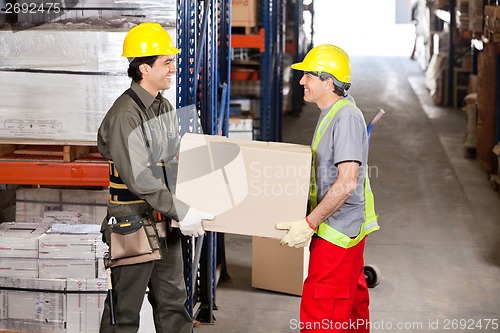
{"left": 251, "top": 237, "right": 309, "bottom": 296}
{"left": 175, "top": 133, "right": 311, "bottom": 239}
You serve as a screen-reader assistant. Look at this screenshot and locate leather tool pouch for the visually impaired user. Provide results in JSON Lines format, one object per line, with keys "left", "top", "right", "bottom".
{"left": 150, "top": 209, "right": 172, "bottom": 239}
{"left": 108, "top": 218, "right": 161, "bottom": 267}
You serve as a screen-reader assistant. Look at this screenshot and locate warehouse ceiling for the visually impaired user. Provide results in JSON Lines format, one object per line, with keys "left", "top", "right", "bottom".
{"left": 313, "top": 0, "right": 415, "bottom": 56}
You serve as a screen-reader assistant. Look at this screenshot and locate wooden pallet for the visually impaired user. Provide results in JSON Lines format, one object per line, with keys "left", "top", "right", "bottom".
{"left": 0, "top": 143, "right": 103, "bottom": 163}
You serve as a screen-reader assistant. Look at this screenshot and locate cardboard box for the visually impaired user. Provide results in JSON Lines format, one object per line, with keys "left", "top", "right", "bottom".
{"left": 66, "top": 278, "right": 107, "bottom": 333}
{"left": 0, "top": 258, "right": 38, "bottom": 278}
{"left": 38, "top": 233, "right": 98, "bottom": 260}
{"left": 252, "top": 236, "right": 309, "bottom": 296}
{"left": 232, "top": 0, "right": 257, "bottom": 27}
{"left": 228, "top": 117, "right": 253, "bottom": 141}
{"left": 38, "top": 259, "right": 97, "bottom": 279}
{"left": 484, "top": 5, "right": 500, "bottom": 32}
{"left": 175, "top": 133, "right": 311, "bottom": 239}
{"left": 0, "top": 277, "right": 66, "bottom": 333}
{"left": 0, "top": 222, "right": 48, "bottom": 258}
{"left": 16, "top": 187, "right": 108, "bottom": 224}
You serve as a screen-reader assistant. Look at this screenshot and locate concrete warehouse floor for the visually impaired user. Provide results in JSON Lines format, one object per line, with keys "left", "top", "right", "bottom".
{"left": 194, "top": 56, "right": 500, "bottom": 333}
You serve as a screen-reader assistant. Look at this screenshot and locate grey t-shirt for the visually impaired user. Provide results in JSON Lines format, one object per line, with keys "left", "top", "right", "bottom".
{"left": 311, "top": 95, "right": 369, "bottom": 237}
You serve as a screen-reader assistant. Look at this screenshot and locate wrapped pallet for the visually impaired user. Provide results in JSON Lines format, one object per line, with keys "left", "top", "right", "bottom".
{"left": 0, "top": 10, "right": 176, "bottom": 143}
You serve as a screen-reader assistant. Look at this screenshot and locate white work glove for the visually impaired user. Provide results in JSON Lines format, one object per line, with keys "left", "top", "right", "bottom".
{"left": 275, "top": 217, "right": 316, "bottom": 248}
{"left": 177, "top": 207, "right": 215, "bottom": 237}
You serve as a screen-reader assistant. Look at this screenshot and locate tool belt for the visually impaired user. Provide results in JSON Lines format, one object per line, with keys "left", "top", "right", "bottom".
{"left": 106, "top": 213, "right": 164, "bottom": 267}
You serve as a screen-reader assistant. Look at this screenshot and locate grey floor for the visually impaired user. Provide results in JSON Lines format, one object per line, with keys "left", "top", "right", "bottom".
{"left": 195, "top": 56, "right": 500, "bottom": 333}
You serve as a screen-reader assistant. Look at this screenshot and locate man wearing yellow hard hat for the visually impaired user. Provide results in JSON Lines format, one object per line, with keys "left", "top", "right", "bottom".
{"left": 276, "top": 45, "right": 379, "bottom": 332}
{"left": 98, "top": 22, "right": 214, "bottom": 332}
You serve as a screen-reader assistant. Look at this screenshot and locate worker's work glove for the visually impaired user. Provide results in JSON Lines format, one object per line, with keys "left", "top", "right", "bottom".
{"left": 177, "top": 207, "right": 215, "bottom": 237}
{"left": 275, "top": 217, "right": 316, "bottom": 248}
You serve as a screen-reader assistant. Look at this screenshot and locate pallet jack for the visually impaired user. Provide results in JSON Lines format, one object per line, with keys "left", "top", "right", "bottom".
{"left": 363, "top": 108, "right": 385, "bottom": 289}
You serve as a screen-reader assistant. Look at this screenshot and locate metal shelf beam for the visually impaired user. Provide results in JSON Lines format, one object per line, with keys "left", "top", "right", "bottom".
{"left": 0, "top": 160, "right": 108, "bottom": 186}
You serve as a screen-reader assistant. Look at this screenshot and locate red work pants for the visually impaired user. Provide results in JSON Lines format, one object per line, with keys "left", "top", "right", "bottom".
{"left": 300, "top": 236, "right": 370, "bottom": 332}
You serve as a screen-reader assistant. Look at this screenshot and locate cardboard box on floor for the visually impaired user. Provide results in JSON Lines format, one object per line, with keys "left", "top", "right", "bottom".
{"left": 175, "top": 133, "right": 311, "bottom": 239}
{"left": 252, "top": 237, "right": 309, "bottom": 296}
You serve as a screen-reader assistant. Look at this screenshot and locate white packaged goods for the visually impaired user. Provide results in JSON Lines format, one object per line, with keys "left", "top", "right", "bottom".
{"left": 66, "top": 278, "right": 107, "bottom": 333}
{"left": 38, "top": 233, "right": 98, "bottom": 260}
{"left": 0, "top": 26, "right": 176, "bottom": 142}
{"left": 0, "top": 277, "right": 66, "bottom": 333}
{"left": 38, "top": 259, "right": 97, "bottom": 279}
{"left": 16, "top": 187, "right": 108, "bottom": 224}
{"left": 0, "top": 222, "right": 48, "bottom": 258}
{"left": 0, "top": 258, "right": 38, "bottom": 278}
{"left": 12, "top": 0, "right": 176, "bottom": 26}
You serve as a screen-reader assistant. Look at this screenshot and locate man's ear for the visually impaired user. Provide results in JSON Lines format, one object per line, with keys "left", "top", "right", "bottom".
{"left": 325, "top": 77, "right": 335, "bottom": 91}
{"left": 139, "top": 64, "right": 149, "bottom": 76}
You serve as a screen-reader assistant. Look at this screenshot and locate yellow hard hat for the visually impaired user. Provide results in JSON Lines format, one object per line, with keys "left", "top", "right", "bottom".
{"left": 291, "top": 44, "right": 351, "bottom": 87}
{"left": 122, "top": 22, "right": 180, "bottom": 57}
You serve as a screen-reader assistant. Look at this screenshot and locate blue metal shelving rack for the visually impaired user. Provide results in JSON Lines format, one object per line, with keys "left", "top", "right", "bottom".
{"left": 175, "top": 0, "right": 298, "bottom": 325}
{"left": 291, "top": 0, "right": 314, "bottom": 116}
{"left": 258, "top": 0, "right": 285, "bottom": 142}
{"left": 176, "top": 0, "right": 231, "bottom": 323}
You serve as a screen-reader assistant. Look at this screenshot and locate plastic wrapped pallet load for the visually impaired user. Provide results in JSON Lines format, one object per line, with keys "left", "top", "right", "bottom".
{"left": 0, "top": 23, "right": 176, "bottom": 143}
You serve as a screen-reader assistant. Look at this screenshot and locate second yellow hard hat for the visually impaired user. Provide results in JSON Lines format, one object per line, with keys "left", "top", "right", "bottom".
{"left": 291, "top": 44, "right": 351, "bottom": 85}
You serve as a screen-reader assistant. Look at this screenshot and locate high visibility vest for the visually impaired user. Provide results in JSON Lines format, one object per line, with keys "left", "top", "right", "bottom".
{"left": 310, "top": 99, "right": 379, "bottom": 248}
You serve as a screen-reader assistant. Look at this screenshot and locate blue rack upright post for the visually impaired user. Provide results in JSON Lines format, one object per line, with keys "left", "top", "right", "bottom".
{"left": 176, "top": 0, "right": 231, "bottom": 324}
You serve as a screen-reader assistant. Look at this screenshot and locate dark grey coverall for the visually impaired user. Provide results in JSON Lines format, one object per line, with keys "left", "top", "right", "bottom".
{"left": 97, "top": 81, "right": 192, "bottom": 333}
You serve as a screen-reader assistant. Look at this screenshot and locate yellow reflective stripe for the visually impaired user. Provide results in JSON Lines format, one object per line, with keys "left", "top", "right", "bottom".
{"left": 316, "top": 218, "right": 380, "bottom": 249}
{"left": 311, "top": 99, "right": 353, "bottom": 153}
{"left": 108, "top": 161, "right": 119, "bottom": 177}
{"left": 109, "top": 181, "right": 129, "bottom": 189}
{"left": 310, "top": 99, "right": 354, "bottom": 209}
{"left": 310, "top": 99, "right": 380, "bottom": 246}
{"left": 109, "top": 198, "right": 146, "bottom": 205}
{"left": 364, "top": 174, "right": 378, "bottom": 224}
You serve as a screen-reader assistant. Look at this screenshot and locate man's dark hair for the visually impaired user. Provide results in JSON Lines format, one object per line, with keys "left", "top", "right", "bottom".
{"left": 127, "top": 56, "right": 158, "bottom": 83}
{"left": 319, "top": 73, "right": 346, "bottom": 97}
